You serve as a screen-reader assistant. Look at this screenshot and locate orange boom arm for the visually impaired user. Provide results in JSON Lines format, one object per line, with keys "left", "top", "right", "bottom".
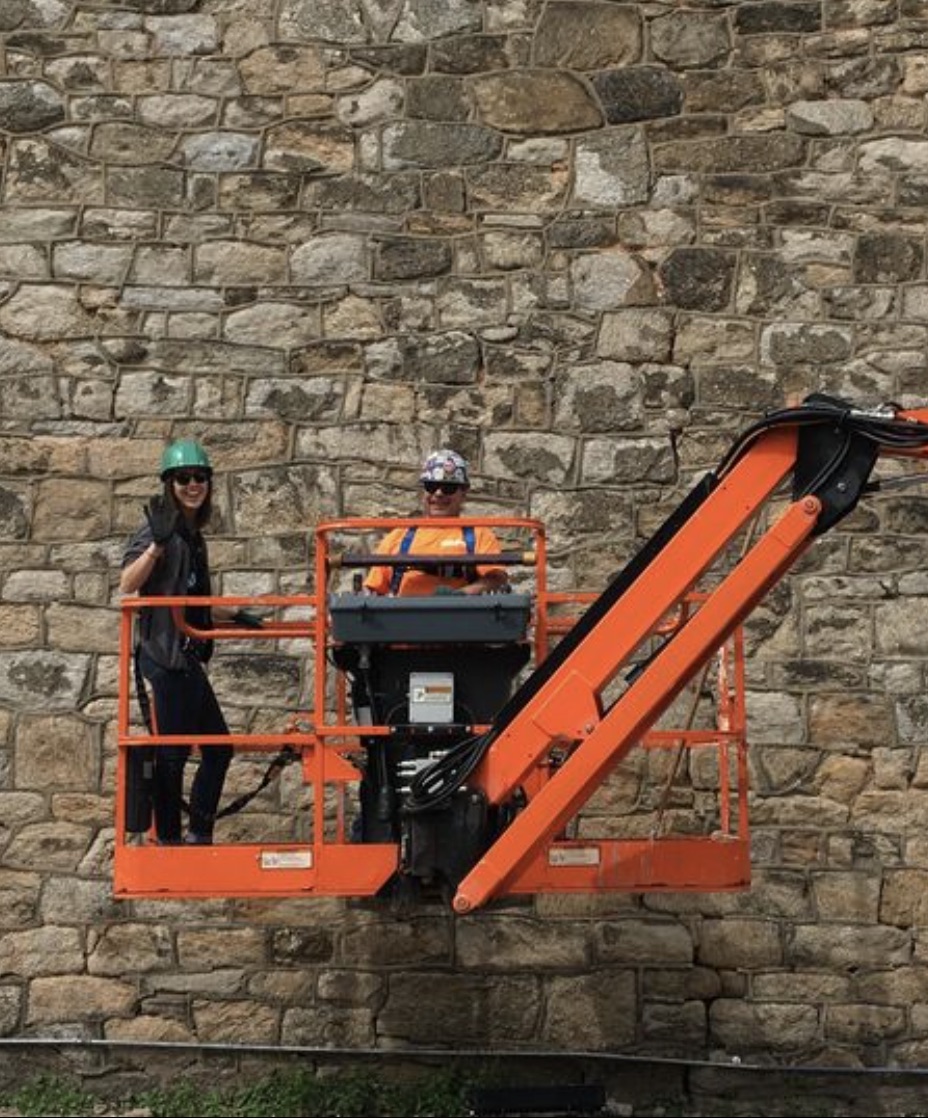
{"left": 450, "top": 396, "right": 928, "bottom": 911}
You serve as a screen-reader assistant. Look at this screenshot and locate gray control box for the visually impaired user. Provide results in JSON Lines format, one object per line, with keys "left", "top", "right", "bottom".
{"left": 329, "top": 593, "right": 531, "bottom": 644}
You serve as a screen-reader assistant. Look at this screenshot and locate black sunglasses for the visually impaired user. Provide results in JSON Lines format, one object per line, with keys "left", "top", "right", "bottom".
{"left": 172, "top": 470, "right": 210, "bottom": 486}
{"left": 423, "top": 481, "right": 464, "bottom": 495}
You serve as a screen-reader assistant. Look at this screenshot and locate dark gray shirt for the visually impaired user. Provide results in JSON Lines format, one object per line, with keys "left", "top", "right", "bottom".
{"left": 122, "top": 521, "right": 212, "bottom": 670}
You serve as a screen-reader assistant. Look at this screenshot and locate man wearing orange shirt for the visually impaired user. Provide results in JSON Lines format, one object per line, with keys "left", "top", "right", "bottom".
{"left": 364, "top": 449, "right": 508, "bottom": 597}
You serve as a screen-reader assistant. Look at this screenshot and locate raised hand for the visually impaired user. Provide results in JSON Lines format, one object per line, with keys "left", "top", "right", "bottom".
{"left": 144, "top": 495, "right": 179, "bottom": 545}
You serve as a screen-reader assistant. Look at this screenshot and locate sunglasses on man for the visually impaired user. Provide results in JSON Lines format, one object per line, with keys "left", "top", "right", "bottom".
{"left": 172, "top": 470, "right": 211, "bottom": 486}
{"left": 423, "top": 481, "right": 464, "bottom": 495}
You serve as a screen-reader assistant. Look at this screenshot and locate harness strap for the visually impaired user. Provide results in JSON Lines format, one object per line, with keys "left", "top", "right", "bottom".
{"left": 213, "top": 746, "right": 299, "bottom": 820}
{"left": 133, "top": 646, "right": 154, "bottom": 733}
{"left": 388, "top": 526, "right": 477, "bottom": 594}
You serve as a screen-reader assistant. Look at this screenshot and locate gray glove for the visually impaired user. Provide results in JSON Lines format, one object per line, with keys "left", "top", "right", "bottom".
{"left": 232, "top": 610, "right": 265, "bottom": 629}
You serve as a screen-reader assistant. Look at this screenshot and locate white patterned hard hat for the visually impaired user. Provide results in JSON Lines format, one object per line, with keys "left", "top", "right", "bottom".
{"left": 419, "top": 449, "right": 470, "bottom": 486}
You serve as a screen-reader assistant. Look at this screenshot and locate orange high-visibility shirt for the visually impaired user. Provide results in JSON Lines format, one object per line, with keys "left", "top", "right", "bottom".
{"left": 364, "top": 525, "right": 505, "bottom": 596}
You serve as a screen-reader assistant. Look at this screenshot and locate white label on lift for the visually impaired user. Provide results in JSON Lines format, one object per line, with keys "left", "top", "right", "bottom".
{"left": 260, "top": 850, "right": 313, "bottom": 870}
{"left": 409, "top": 670, "right": 455, "bottom": 723}
{"left": 549, "top": 846, "right": 600, "bottom": 867}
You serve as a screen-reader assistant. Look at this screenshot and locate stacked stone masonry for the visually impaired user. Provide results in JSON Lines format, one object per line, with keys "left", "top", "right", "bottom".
{"left": 2, "top": 0, "right": 928, "bottom": 1075}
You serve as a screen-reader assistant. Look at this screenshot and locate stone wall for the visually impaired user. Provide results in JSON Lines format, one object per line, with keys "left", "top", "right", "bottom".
{"left": 3, "top": 0, "right": 928, "bottom": 1075}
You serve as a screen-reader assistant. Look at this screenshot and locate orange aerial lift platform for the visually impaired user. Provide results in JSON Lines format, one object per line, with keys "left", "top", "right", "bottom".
{"left": 114, "top": 395, "right": 928, "bottom": 913}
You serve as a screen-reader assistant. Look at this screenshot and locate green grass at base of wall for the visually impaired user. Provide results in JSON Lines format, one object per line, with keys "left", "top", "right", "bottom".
{"left": 4, "top": 1068, "right": 474, "bottom": 1118}
{"left": 0, "top": 1067, "right": 884, "bottom": 1117}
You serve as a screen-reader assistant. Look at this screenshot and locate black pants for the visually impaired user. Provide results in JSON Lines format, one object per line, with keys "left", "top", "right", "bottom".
{"left": 139, "top": 651, "right": 232, "bottom": 842}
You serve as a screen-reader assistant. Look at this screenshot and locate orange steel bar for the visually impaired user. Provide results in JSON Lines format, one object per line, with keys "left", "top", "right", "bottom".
{"left": 532, "top": 522, "right": 549, "bottom": 663}
{"left": 119, "top": 731, "right": 320, "bottom": 748}
{"left": 114, "top": 843, "right": 397, "bottom": 899}
{"left": 121, "top": 723, "right": 463, "bottom": 747}
{"left": 505, "top": 835, "right": 751, "bottom": 895}
{"left": 114, "top": 605, "right": 134, "bottom": 844}
{"left": 891, "top": 408, "right": 928, "bottom": 452}
{"left": 120, "top": 596, "right": 316, "bottom": 648}
{"left": 315, "top": 516, "right": 543, "bottom": 588}
{"left": 639, "top": 729, "right": 741, "bottom": 747}
{"left": 117, "top": 606, "right": 133, "bottom": 737}
{"left": 718, "top": 737, "right": 732, "bottom": 836}
{"left": 314, "top": 526, "right": 328, "bottom": 724}
{"left": 542, "top": 591, "right": 597, "bottom": 637}
{"left": 311, "top": 522, "right": 341, "bottom": 862}
{"left": 452, "top": 495, "right": 821, "bottom": 913}
{"left": 717, "top": 646, "right": 735, "bottom": 838}
{"left": 476, "top": 426, "right": 799, "bottom": 806}
{"left": 310, "top": 728, "right": 326, "bottom": 861}
{"left": 729, "top": 626, "right": 749, "bottom": 839}
{"left": 317, "top": 515, "right": 546, "bottom": 533}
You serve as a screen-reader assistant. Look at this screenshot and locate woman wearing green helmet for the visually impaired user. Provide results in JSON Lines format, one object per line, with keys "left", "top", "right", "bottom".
{"left": 158, "top": 438, "right": 213, "bottom": 481}
{"left": 120, "top": 438, "right": 250, "bottom": 845}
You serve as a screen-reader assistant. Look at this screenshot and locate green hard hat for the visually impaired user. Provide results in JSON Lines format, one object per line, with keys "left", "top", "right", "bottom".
{"left": 160, "top": 439, "right": 212, "bottom": 479}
